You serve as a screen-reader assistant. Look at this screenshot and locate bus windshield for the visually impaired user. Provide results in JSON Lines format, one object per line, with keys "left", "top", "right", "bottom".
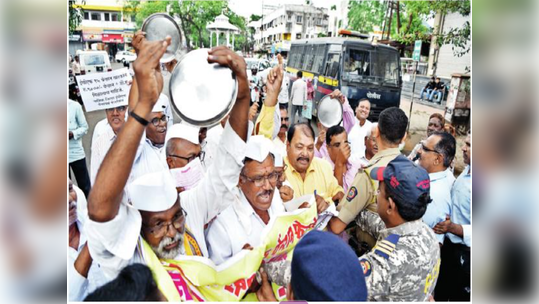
{"left": 343, "top": 48, "right": 399, "bottom": 87}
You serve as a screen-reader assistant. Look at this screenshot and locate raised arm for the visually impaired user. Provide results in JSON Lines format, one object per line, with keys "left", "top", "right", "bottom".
{"left": 255, "top": 54, "right": 284, "bottom": 139}
{"left": 88, "top": 36, "right": 171, "bottom": 223}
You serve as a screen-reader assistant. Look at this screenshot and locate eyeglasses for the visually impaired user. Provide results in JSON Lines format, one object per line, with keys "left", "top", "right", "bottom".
{"left": 329, "top": 141, "right": 350, "bottom": 148}
{"left": 150, "top": 115, "right": 169, "bottom": 126}
{"left": 105, "top": 106, "right": 127, "bottom": 113}
{"left": 143, "top": 208, "right": 188, "bottom": 238}
{"left": 281, "top": 117, "right": 289, "bottom": 122}
{"left": 241, "top": 172, "right": 279, "bottom": 187}
{"left": 420, "top": 142, "right": 440, "bottom": 155}
{"left": 168, "top": 151, "right": 205, "bottom": 163}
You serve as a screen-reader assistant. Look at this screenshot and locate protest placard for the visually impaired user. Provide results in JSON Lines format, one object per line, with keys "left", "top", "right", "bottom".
{"left": 75, "top": 68, "right": 132, "bottom": 112}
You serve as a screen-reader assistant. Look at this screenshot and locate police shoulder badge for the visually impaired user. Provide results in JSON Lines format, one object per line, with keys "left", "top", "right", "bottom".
{"left": 347, "top": 186, "right": 358, "bottom": 201}
{"left": 359, "top": 258, "right": 372, "bottom": 276}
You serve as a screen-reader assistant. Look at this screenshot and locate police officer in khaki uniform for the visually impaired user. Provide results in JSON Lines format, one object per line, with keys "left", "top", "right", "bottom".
{"left": 356, "top": 155, "right": 440, "bottom": 301}
{"left": 329, "top": 107, "right": 409, "bottom": 249}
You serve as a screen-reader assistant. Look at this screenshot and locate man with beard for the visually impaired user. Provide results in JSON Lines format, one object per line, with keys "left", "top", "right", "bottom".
{"left": 285, "top": 122, "right": 344, "bottom": 212}
{"left": 90, "top": 105, "right": 127, "bottom": 185}
{"left": 84, "top": 35, "right": 251, "bottom": 300}
{"left": 206, "top": 136, "right": 286, "bottom": 265}
{"left": 417, "top": 131, "right": 456, "bottom": 245}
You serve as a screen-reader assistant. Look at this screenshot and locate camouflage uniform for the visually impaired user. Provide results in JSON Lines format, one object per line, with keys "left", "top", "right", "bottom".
{"left": 356, "top": 210, "right": 441, "bottom": 301}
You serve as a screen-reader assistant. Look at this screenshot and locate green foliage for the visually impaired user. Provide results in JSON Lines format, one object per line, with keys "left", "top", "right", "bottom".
{"left": 69, "top": 0, "right": 84, "bottom": 34}
{"left": 250, "top": 14, "right": 262, "bottom": 22}
{"left": 347, "top": 0, "right": 470, "bottom": 57}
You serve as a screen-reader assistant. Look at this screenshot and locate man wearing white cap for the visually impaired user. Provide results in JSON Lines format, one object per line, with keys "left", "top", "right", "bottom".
{"left": 164, "top": 123, "right": 206, "bottom": 192}
{"left": 206, "top": 135, "right": 286, "bottom": 265}
{"left": 85, "top": 36, "right": 252, "bottom": 294}
{"left": 129, "top": 93, "right": 171, "bottom": 181}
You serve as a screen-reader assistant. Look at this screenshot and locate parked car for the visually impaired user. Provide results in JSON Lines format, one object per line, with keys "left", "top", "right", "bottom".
{"left": 115, "top": 51, "right": 137, "bottom": 63}
{"left": 76, "top": 50, "right": 112, "bottom": 74}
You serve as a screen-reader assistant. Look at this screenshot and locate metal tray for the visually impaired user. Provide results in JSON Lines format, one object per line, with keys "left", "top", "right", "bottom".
{"left": 169, "top": 49, "right": 238, "bottom": 127}
{"left": 141, "top": 13, "right": 182, "bottom": 63}
{"left": 317, "top": 95, "right": 343, "bottom": 128}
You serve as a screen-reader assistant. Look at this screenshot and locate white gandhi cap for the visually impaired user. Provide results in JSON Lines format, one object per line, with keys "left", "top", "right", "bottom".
{"left": 152, "top": 93, "right": 169, "bottom": 113}
{"left": 245, "top": 135, "right": 275, "bottom": 163}
{"left": 165, "top": 123, "right": 200, "bottom": 145}
{"left": 128, "top": 170, "right": 178, "bottom": 212}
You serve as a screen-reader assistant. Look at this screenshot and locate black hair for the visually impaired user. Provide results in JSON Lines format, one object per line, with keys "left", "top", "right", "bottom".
{"left": 325, "top": 125, "right": 346, "bottom": 146}
{"left": 84, "top": 264, "right": 161, "bottom": 301}
{"left": 287, "top": 122, "right": 315, "bottom": 143}
{"left": 431, "top": 131, "right": 456, "bottom": 168}
{"left": 383, "top": 182, "right": 431, "bottom": 221}
{"left": 279, "top": 103, "right": 288, "bottom": 111}
{"left": 358, "top": 98, "right": 370, "bottom": 105}
{"left": 297, "top": 71, "right": 303, "bottom": 78}
{"left": 378, "top": 107, "right": 408, "bottom": 145}
{"left": 436, "top": 77, "right": 440, "bottom": 80}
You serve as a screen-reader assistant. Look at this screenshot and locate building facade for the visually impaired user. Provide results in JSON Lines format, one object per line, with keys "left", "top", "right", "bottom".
{"left": 251, "top": 4, "right": 329, "bottom": 55}
{"left": 70, "top": 0, "right": 136, "bottom": 58}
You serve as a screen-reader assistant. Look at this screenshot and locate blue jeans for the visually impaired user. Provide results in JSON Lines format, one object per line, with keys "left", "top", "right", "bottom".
{"left": 420, "top": 88, "right": 432, "bottom": 99}
{"left": 429, "top": 90, "right": 443, "bottom": 102}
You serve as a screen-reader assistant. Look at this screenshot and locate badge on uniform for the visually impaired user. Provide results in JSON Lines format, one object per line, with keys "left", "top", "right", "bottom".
{"left": 347, "top": 186, "right": 358, "bottom": 201}
{"left": 359, "top": 258, "right": 372, "bottom": 277}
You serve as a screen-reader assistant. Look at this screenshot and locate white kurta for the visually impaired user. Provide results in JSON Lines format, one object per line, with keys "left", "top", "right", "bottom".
{"left": 85, "top": 121, "right": 247, "bottom": 281}
{"left": 206, "top": 188, "right": 286, "bottom": 265}
{"left": 348, "top": 119, "right": 373, "bottom": 159}
{"left": 90, "top": 125, "right": 116, "bottom": 185}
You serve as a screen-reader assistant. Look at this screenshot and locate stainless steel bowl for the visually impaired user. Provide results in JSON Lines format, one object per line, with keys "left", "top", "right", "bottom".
{"left": 141, "top": 13, "right": 182, "bottom": 63}
{"left": 317, "top": 95, "right": 343, "bottom": 128}
{"left": 169, "top": 49, "right": 238, "bottom": 127}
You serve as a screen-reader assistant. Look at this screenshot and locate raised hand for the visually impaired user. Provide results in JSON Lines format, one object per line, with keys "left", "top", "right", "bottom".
{"left": 132, "top": 35, "right": 171, "bottom": 111}
{"left": 265, "top": 54, "right": 284, "bottom": 107}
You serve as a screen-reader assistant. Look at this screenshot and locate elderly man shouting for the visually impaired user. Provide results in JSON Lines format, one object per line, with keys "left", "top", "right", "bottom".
{"left": 84, "top": 32, "right": 251, "bottom": 303}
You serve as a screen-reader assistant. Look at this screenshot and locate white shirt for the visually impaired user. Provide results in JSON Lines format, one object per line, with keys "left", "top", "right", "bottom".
{"left": 72, "top": 61, "right": 81, "bottom": 74}
{"left": 69, "top": 186, "right": 107, "bottom": 301}
{"left": 273, "top": 136, "right": 287, "bottom": 157}
{"left": 290, "top": 78, "right": 307, "bottom": 106}
{"left": 422, "top": 168, "right": 456, "bottom": 244}
{"left": 278, "top": 75, "right": 290, "bottom": 104}
{"left": 348, "top": 119, "right": 373, "bottom": 159}
{"left": 206, "top": 188, "right": 286, "bottom": 265}
{"left": 92, "top": 118, "right": 111, "bottom": 149}
{"left": 130, "top": 137, "right": 169, "bottom": 183}
{"left": 85, "top": 121, "right": 247, "bottom": 281}
{"left": 90, "top": 126, "right": 116, "bottom": 185}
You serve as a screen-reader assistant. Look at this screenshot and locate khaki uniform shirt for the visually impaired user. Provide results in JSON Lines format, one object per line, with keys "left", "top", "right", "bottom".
{"left": 337, "top": 148, "right": 401, "bottom": 225}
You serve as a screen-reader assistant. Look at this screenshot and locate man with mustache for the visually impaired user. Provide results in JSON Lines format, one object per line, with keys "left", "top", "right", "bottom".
{"left": 285, "top": 122, "right": 344, "bottom": 213}
{"left": 324, "top": 125, "right": 362, "bottom": 193}
{"left": 129, "top": 94, "right": 171, "bottom": 181}
{"left": 206, "top": 135, "right": 286, "bottom": 265}
{"left": 90, "top": 105, "right": 126, "bottom": 185}
{"left": 84, "top": 34, "right": 251, "bottom": 301}
{"left": 329, "top": 107, "right": 408, "bottom": 249}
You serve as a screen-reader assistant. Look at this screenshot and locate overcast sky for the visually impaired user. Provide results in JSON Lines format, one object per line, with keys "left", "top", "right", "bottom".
{"left": 228, "top": 0, "right": 342, "bottom": 19}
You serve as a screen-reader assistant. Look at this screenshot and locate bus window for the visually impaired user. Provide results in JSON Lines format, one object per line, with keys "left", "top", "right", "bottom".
{"left": 324, "top": 53, "right": 340, "bottom": 78}
{"left": 302, "top": 45, "right": 315, "bottom": 71}
{"left": 344, "top": 49, "right": 370, "bottom": 76}
{"left": 312, "top": 44, "right": 328, "bottom": 74}
{"left": 374, "top": 49, "right": 400, "bottom": 86}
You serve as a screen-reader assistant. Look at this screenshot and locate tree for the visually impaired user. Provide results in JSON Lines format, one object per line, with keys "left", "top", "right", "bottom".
{"left": 250, "top": 14, "right": 262, "bottom": 22}
{"left": 69, "top": 0, "right": 85, "bottom": 34}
